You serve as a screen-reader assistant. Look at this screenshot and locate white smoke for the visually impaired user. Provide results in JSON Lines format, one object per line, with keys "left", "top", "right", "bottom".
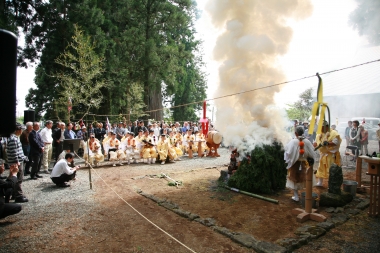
{"left": 206, "top": 0, "right": 313, "bottom": 153}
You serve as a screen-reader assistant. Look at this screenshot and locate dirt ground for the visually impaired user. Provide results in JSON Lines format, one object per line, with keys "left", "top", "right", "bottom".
{"left": 1, "top": 143, "right": 379, "bottom": 252}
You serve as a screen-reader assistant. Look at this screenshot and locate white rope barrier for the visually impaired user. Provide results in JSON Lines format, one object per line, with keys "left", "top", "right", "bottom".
{"left": 73, "top": 153, "right": 197, "bottom": 253}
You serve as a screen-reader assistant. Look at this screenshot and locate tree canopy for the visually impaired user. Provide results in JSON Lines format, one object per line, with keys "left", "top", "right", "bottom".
{"left": 286, "top": 87, "right": 314, "bottom": 122}
{"left": 2, "top": 0, "right": 207, "bottom": 122}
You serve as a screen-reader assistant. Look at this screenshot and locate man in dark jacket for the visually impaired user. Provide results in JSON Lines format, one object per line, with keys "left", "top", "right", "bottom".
{"left": 0, "top": 159, "right": 22, "bottom": 219}
{"left": 53, "top": 122, "right": 65, "bottom": 163}
{"left": 29, "top": 122, "right": 44, "bottom": 180}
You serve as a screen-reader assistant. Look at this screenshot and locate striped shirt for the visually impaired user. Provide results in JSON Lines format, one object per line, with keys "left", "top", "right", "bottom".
{"left": 6, "top": 134, "right": 26, "bottom": 164}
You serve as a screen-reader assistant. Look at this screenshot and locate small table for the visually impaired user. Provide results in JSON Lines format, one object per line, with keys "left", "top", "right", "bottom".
{"left": 357, "top": 156, "right": 380, "bottom": 217}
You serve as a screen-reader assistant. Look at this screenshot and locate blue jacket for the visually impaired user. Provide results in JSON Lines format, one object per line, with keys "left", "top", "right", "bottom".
{"left": 64, "top": 129, "right": 77, "bottom": 139}
{"left": 29, "top": 130, "right": 44, "bottom": 154}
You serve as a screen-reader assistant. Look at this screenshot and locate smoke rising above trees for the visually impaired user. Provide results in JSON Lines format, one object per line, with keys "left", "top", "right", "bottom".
{"left": 206, "top": 0, "right": 313, "bottom": 152}
{"left": 349, "top": 0, "right": 380, "bottom": 46}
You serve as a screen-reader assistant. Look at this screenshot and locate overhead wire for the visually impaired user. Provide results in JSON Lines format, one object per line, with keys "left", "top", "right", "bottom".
{"left": 79, "top": 58, "right": 380, "bottom": 118}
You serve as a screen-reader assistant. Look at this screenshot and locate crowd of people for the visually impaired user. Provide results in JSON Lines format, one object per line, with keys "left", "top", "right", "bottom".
{"left": 79, "top": 120, "right": 214, "bottom": 167}
{"left": 0, "top": 120, "right": 214, "bottom": 186}
{"left": 0, "top": 119, "right": 215, "bottom": 219}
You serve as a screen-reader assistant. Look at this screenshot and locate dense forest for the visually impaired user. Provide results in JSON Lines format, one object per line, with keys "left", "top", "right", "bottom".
{"left": 1, "top": 0, "right": 207, "bottom": 123}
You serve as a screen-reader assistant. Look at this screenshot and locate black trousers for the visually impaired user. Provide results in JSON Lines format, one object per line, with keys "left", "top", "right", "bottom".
{"left": 30, "top": 153, "right": 43, "bottom": 177}
{"left": 54, "top": 143, "right": 63, "bottom": 163}
{"left": 13, "top": 161, "right": 25, "bottom": 198}
{"left": 0, "top": 203, "right": 22, "bottom": 219}
{"left": 51, "top": 171, "right": 76, "bottom": 185}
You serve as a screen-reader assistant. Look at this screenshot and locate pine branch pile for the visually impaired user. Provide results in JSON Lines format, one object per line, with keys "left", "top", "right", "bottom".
{"left": 228, "top": 142, "right": 287, "bottom": 194}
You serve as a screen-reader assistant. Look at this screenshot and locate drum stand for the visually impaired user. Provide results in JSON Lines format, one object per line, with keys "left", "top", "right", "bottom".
{"left": 206, "top": 142, "right": 220, "bottom": 157}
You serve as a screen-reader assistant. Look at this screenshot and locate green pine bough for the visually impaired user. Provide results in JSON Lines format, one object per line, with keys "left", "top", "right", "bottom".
{"left": 227, "top": 142, "right": 287, "bottom": 195}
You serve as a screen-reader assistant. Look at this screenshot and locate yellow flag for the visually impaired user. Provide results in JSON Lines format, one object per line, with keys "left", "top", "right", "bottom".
{"left": 308, "top": 73, "right": 329, "bottom": 135}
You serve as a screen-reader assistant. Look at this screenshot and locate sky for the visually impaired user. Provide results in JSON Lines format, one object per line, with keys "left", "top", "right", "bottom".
{"left": 15, "top": 0, "right": 373, "bottom": 119}
{"left": 193, "top": 0, "right": 372, "bottom": 118}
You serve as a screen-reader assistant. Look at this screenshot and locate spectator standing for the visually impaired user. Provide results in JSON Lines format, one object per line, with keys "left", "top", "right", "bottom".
{"left": 77, "top": 126, "right": 88, "bottom": 142}
{"left": 87, "top": 124, "right": 94, "bottom": 135}
{"left": 52, "top": 122, "right": 65, "bottom": 164}
{"left": 349, "top": 120, "right": 361, "bottom": 158}
{"left": 0, "top": 160, "right": 22, "bottom": 219}
{"left": 50, "top": 153, "right": 80, "bottom": 187}
{"left": 116, "top": 122, "right": 125, "bottom": 141}
{"left": 39, "top": 120, "right": 54, "bottom": 174}
{"left": 360, "top": 125, "right": 368, "bottom": 155}
{"left": 64, "top": 123, "right": 77, "bottom": 140}
{"left": 6, "top": 123, "right": 28, "bottom": 202}
{"left": 29, "top": 122, "right": 45, "bottom": 180}
{"left": 345, "top": 121, "right": 352, "bottom": 146}
{"left": 94, "top": 123, "right": 105, "bottom": 142}
{"left": 153, "top": 123, "right": 160, "bottom": 137}
{"left": 131, "top": 121, "right": 138, "bottom": 134}
{"left": 20, "top": 122, "right": 33, "bottom": 175}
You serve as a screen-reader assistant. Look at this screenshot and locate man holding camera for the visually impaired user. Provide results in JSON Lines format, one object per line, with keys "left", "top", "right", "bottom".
{"left": 0, "top": 159, "right": 22, "bottom": 219}
{"left": 6, "top": 123, "right": 29, "bottom": 202}
{"left": 50, "top": 153, "right": 80, "bottom": 187}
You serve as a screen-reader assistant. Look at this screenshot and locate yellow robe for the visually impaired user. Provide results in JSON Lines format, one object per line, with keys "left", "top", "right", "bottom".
{"left": 141, "top": 136, "right": 157, "bottom": 159}
{"left": 316, "top": 130, "right": 342, "bottom": 179}
{"left": 184, "top": 134, "right": 197, "bottom": 152}
{"left": 157, "top": 140, "right": 169, "bottom": 161}
{"left": 169, "top": 136, "right": 183, "bottom": 156}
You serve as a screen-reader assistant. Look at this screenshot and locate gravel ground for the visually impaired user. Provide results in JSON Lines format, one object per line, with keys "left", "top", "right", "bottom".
{"left": 1, "top": 144, "right": 379, "bottom": 253}
{"left": 0, "top": 148, "right": 230, "bottom": 253}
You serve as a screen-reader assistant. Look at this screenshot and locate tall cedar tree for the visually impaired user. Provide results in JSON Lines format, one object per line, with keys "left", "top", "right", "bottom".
{"left": 20, "top": 0, "right": 206, "bottom": 122}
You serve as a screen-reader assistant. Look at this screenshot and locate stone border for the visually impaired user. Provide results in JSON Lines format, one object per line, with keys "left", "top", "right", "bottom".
{"left": 276, "top": 198, "right": 370, "bottom": 251}
{"left": 138, "top": 189, "right": 371, "bottom": 253}
{"left": 137, "top": 190, "right": 287, "bottom": 253}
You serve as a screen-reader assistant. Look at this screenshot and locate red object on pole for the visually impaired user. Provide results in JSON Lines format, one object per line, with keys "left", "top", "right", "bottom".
{"left": 200, "top": 100, "right": 208, "bottom": 135}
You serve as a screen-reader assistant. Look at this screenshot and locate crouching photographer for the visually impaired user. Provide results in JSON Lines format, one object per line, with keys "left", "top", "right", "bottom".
{"left": 0, "top": 159, "right": 22, "bottom": 219}
{"left": 50, "top": 153, "right": 80, "bottom": 188}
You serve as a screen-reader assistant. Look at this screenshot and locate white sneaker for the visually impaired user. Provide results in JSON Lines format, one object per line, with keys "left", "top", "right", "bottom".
{"left": 161, "top": 161, "right": 165, "bottom": 165}
{"left": 291, "top": 196, "right": 299, "bottom": 202}
{"left": 113, "top": 164, "right": 116, "bottom": 167}
{"left": 119, "top": 163, "right": 124, "bottom": 166}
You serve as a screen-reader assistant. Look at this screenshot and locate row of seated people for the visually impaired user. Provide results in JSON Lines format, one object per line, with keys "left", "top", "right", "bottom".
{"left": 81, "top": 129, "right": 209, "bottom": 166}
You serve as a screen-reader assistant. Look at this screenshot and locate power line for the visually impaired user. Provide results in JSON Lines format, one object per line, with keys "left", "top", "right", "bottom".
{"left": 94, "top": 58, "right": 380, "bottom": 118}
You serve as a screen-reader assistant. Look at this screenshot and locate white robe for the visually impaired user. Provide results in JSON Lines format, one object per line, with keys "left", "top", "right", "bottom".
{"left": 284, "top": 138, "right": 316, "bottom": 190}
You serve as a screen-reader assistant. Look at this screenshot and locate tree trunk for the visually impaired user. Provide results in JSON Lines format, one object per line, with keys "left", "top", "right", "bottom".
{"left": 149, "top": 88, "right": 163, "bottom": 121}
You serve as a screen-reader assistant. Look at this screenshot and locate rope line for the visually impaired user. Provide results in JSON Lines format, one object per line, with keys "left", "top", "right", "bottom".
{"left": 89, "top": 58, "right": 380, "bottom": 118}
{"left": 73, "top": 153, "right": 197, "bottom": 253}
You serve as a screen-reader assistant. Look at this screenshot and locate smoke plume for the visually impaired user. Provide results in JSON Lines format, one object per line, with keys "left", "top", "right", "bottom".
{"left": 206, "top": 0, "right": 313, "bottom": 153}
